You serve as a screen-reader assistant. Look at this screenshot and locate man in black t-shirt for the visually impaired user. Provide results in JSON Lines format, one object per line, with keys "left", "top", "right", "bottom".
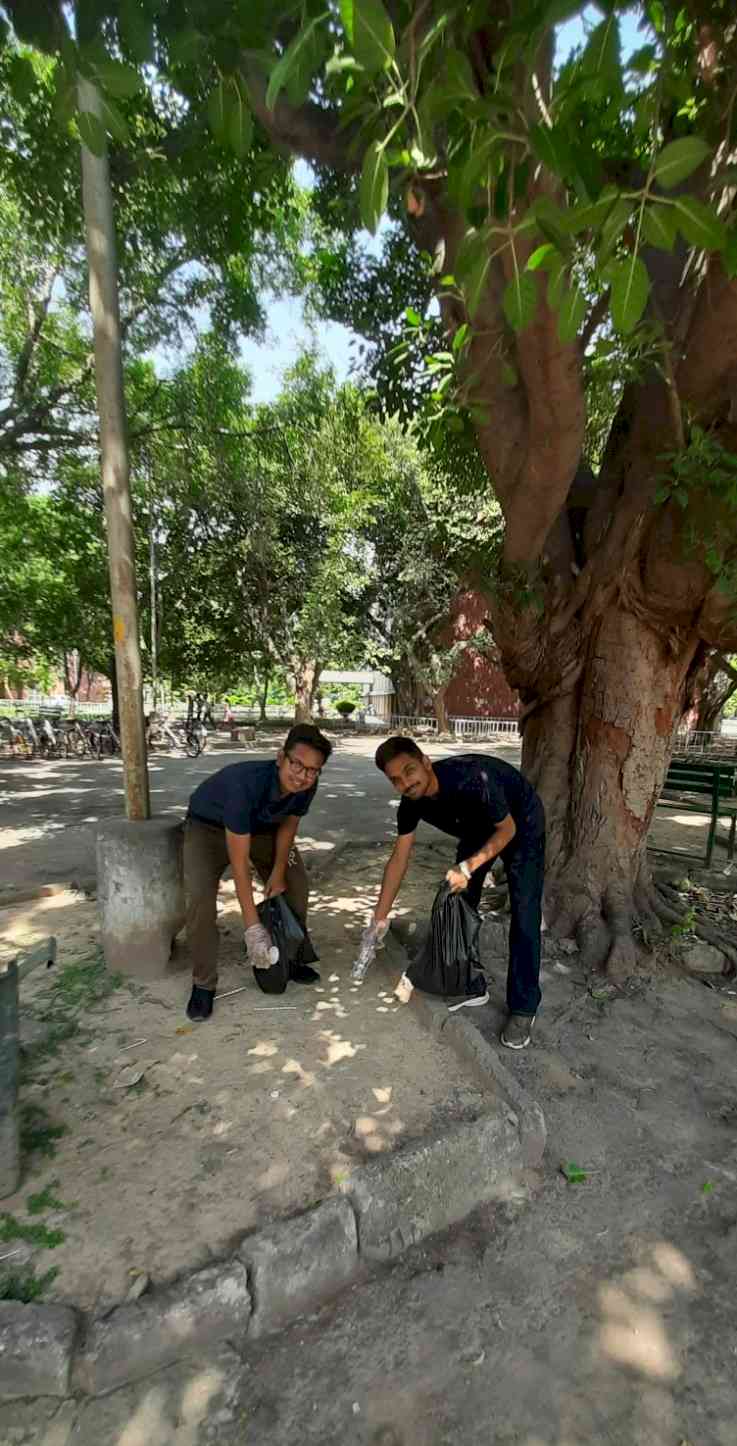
{"left": 371, "top": 736, "right": 545, "bottom": 1050}
{"left": 183, "top": 724, "right": 332, "bottom": 1021}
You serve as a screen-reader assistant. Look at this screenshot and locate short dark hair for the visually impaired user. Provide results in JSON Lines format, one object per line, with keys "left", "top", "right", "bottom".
{"left": 375, "top": 735, "right": 424, "bottom": 773}
{"left": 284, "top": 723, "right": 332, "bottom": 764}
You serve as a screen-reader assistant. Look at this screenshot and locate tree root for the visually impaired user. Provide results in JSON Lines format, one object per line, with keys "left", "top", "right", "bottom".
{"left": 650, "top": 881, "right": 737, "bottom": 972}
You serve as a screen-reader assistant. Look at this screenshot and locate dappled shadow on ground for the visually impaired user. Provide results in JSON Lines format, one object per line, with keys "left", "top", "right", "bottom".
{"left": 2, "top": 846, "right": 480, "bottom": 1315}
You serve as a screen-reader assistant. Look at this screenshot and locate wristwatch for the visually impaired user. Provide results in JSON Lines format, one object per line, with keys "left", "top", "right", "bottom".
{"left": 459, "top": 860, "right": 472, "bottom": 880}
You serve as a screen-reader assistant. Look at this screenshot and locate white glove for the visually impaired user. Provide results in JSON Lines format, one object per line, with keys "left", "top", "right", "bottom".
{"left": 245, "top": 923, "right": 278, "bottom": 970}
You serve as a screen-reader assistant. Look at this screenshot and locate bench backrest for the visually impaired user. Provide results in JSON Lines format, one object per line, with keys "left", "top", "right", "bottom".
{"left": 666, "top": 760, "right": 736, "bottom": 798}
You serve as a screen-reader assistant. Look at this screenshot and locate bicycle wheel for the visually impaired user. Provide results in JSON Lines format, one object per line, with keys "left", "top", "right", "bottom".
{"left": 184, "top": 732, "right": 202, "bottom": 758}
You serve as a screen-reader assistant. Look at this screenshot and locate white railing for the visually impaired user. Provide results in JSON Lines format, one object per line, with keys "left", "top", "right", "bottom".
{"left": 453, "top": 716, "right": 520, "bottom": 740}
{"left": 390, "top": 714, "right": 521, "bottom": 739}
{"left": 674, "top": 728, "right": 737, "bottom": 756}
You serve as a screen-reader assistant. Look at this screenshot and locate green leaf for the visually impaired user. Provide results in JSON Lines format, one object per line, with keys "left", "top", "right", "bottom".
{"left": 98, "top": 94, "right": 130, "bottom": 145}
{"left": 641, "top": 204, "right": 678, "bottom": 251}
{"left": 453, "top": 322, "right": 470, "bottom": 353}
{"left": 673, "top": 196, "right": 727, "bottom": 251}
{"left": 528, "top": 124, "right": 574, "bottom": 180}
{"left": 463, "top": 246, "right": 493, "bottom": 319}
{"left": 8, "top": 55, "right": 36, "bottom": 105}
{"left": 405, "top": 307, "right": 421, "bottom": 326}
{"left": 565, "top": 189, "right": 619, "bottom": 235}
{"left": 77, "top": 110, "right": 106, "bottom": 156}
{"left": 558, "top": 285, "right": 587, "bottom": 344}
{"left": 207, "top": 79, "right": 228, "bottom": 145}
{"left": 652, "top": 136, "right": 711, "bottom": 189}
{"left": 359, "top": 141, "right": 389, "bottom": 234}
{"left": 561, "top": 1161, "right": 588, "bottom": 1184}
{"left": 119, "top": 0, "right": 155, "bottom": 65}
{"left": 92, "top": 59, "right": 141, "bottom": 98}
{"left": 443, "top": 49, "right": 478, "bottom": 104}
{"left": 527, "top": 243, "right": 556, "bottom": 272}
{"left": 610, "top": 255, "right": 650, "bottom": 334}
{"left": 581, "top": 16, "right": 620, "bottom": 82}
{"left": 266, "top": 17, "right": 326, "bottom": 111}
{"left": 52, "top": 65, "right": 77, "bottom": 125}
{"left": 341, "top": 0, "right": 395, "bottom": 73}
{"left": 502, "top": 271, "right": 538, "bottom": 332}
{"left": 598, "top": 197, "right": 632, "bottom": 258}
{"left": 226, "top": 79, "right": 253, "bottom": 158}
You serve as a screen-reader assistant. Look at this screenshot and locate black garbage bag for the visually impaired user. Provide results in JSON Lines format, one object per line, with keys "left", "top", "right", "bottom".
{"left": 252, "top": 896, "right": 319, "bottom": 995}
{"left": 407, "top": 882, "right": 484, "bottom": 997}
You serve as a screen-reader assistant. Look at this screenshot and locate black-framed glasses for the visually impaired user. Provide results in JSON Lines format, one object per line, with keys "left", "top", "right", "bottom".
{"left": 286, "top": 753, "right": 321, "bottom": 781}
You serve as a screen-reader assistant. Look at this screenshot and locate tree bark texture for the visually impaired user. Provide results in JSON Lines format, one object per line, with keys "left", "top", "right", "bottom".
{"left": 293, "top": 660, "right": 320, "bottom": 723}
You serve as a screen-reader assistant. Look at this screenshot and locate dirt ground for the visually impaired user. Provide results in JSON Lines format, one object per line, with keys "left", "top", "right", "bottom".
{"left": 1, "top": 841, "right": 737, "bottom": 1444}
{"left": 0, "top": 846, "right": 486, "bottom": 1314}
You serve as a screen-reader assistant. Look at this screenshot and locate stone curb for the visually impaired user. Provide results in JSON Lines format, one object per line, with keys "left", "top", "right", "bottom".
{"left": 238, "top": 1196, "right": 359, "bottom": 1338}
{"left": 343, "top": 1110, "right": 522, "bottom": 1262}
{"left": 381, "top": 932, "right": 547, "bottom": 1169}
{"left": 0, "top": 1302, "right": 77, "bottom": 1400}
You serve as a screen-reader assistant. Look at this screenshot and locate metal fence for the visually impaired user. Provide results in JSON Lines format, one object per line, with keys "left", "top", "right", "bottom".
{"left": 674, "top": 728, "right": 737, "bottom": 757}
{"left": 390, "top": 714, "right": 521, "bottom": 740}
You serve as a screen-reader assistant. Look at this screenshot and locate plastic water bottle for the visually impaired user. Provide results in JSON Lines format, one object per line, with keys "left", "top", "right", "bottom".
{"left": 351, "top": 921, "right": 387, "bottom": 982}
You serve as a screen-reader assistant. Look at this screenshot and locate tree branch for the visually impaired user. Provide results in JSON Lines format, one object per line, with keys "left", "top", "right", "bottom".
{"left": 241, "top": 63, "right": 361, "bottom": 173}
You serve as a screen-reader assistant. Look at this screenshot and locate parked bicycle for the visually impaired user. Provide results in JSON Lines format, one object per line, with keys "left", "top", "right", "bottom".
{"left": 0, "top": 716, "right": 37, "bottom": 759}
{"left": 146, "top": 713, "right": 207, "bottom": 759}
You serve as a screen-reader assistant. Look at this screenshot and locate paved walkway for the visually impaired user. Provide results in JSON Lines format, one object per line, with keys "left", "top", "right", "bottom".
{"left": 0, "top": 736, "right": 523, "bottom": 893}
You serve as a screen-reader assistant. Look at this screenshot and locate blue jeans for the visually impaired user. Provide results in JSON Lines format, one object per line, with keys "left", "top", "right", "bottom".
{"left": 457, "top": 803, "right": 545, "bottom": 1015}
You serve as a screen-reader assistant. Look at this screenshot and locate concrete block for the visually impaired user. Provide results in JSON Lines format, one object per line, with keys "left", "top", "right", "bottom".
{"left": 0, "top": 1302, "right": 77, "bottom": 1399}
{"left": 96, "top": 816, "right": 184, "bottom": 978}
{"left": 344, "top": 1112, "right": 521, "bottom": 1262}
{"left": 239, "top": 1198, "right": 359, "bottom": 1336}
{"left": 74, "top": 1261, "right": 250, "bottom": 1397}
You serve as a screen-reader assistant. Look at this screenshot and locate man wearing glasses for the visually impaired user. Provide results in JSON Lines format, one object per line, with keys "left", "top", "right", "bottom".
{"left": 183, "top": 724, "right": 332, "bottom": 1020}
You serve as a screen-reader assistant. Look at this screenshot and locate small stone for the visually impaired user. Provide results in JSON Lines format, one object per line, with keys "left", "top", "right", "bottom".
{"left": 125, "top": 1272, "right": 150, "bottom": 1302}
{"left": 113, "top": 1065, "right": 144, "bottom": 1089}
{"left": 681, "top": 941, "right": 726, "bottom": 975}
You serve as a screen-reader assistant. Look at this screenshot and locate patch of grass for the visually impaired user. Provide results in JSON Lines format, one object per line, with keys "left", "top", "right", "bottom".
{"left": 671, "top": 906, "right": 697, "bottom": 939}
{"left": 20, "top": 1104, "right": 67, "bottom": 1159}
{"left": 21, "top": 954, "right": 126, "bottom": 1080}
{"left": 26, "top": 1180, "right": 67, "bottom": 1215}
{"left": 0, "top": 1214, "right": 65, "bottom": 1248}
{"left": 0, "top": 1266, "right": 60, "bottom": 1302}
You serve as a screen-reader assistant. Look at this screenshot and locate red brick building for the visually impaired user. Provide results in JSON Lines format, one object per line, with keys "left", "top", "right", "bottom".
{"left": 444, "top": 590, "right": 519, "bottom": 720}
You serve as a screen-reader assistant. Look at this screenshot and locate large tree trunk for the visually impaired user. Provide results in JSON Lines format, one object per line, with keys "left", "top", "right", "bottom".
{"left": 519, "top": 607, "right": 700, "bottom": 977}
{"left": 431, "top": 686, "right": 451, "bottom": 736}
{"left": 293, "top": 660, "right": 320, "bottom": 723}
{"left": 693, "top": 654, "right": 737, "bottom": 735}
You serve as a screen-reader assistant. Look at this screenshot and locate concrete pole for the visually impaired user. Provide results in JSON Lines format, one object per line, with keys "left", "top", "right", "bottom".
{"left": 78, "top": 76, "right": 150, "bottom": 820}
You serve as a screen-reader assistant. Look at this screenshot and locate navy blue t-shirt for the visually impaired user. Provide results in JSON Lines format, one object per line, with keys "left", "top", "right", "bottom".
{"left": 396, "top": 754, "right": 542, "bottom": 842}
{"left": 188, "top": 760, "right": 315, "bottom": 836}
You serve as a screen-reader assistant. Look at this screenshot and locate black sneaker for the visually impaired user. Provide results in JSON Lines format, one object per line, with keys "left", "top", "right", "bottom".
{"left": 290, "top": 963, "right": 321, "bottom": 984}
{"left": 447, "top": 975, "right": 489, "bottom": 1012}
{"left": 187, "top": 985, "right": 215, "bottom": 1021}
{"left": 501, "top": 1013, "right": 536, "bottom": 1049}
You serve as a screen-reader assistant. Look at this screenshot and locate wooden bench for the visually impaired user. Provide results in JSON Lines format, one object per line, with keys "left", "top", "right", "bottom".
{"left": 655, "top": 759, "right": 737, "bottom": 866}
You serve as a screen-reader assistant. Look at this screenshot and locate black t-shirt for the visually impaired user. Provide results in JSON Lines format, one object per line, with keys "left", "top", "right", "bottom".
{"left": 396, "top": 754, "right": 542, "bottom": 843}
{"left": 188, "top": 760, "right": 315, "bottom": 836}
